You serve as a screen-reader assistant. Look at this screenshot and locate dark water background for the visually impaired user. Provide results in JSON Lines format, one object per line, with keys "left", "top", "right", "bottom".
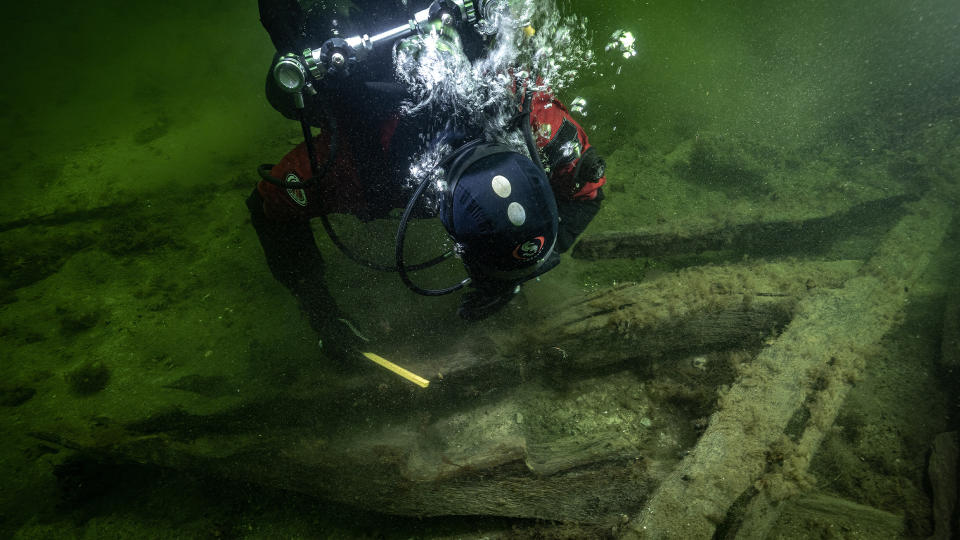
{"left": 1, "top": 0, "right": 959, "bottom": 538}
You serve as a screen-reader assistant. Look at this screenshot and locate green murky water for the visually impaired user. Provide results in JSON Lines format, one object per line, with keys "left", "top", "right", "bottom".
{"left": 2, "top": 1, "right": 958, "bottom": 538}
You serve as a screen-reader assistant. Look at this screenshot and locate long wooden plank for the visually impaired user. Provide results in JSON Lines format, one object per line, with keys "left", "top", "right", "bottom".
{"left": 572, "top": 194, "right": 913, "bottom": 260}
{"left": 620, "top": 189, "right": 955, "bottom": 539}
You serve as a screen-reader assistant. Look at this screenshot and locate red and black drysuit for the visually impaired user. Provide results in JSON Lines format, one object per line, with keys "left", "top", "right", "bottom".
{"left": 248, "top": 0, "right": 607, "bottom": 335}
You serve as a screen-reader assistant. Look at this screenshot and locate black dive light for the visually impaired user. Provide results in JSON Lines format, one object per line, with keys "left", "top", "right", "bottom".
{"left": 270, "top": 0, "right": 502, "bottom": 104}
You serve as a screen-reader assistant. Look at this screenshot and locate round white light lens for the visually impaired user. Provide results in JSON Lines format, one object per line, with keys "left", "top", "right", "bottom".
{"left": 507, "top": 202, "right": 526, "bottom": 226}
{"left": 491, "top": 175, "right": 511, "bottom": 198}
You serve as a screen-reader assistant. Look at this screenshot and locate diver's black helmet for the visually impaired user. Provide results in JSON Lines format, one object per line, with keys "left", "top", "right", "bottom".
{"left": 440, "top": 141, "right": 559, "bottom": 281}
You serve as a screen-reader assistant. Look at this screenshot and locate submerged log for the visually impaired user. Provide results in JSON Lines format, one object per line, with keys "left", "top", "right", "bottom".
{"left": 372, "top": 260, "right": 862, "bottom": 414}
{"left": 755, "top": 493, "right": 905, "bottom": 539}
{"left": 513, "top": 260, "right": 860, "bottom": 371}
{"left": 80, "top": 380, "right": 659, "bottom": 524}
{"left": 572, "top": 194, "right": 913, "bottom": 261}
{"left": 941, "top": 297, "right": 960, "bottom": 372}
{"left": 621, "top": 188, "right": 956, "bottom": 539}
{"left": 301, "top": 260, "right": 863, "bottom": 410}
{"left": 24, "top": 259, "right": 858, "bottom": 524}
{"left": 928, "top": 432, "right": 959, "bottom": 540}
{"left": 10, "top": 185, "right": 921, "bottom": 525}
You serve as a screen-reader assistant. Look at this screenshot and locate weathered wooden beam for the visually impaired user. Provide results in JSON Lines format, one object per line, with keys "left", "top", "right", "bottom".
{"left": 94, "top": 389, "right": 656, "bottom": 524}
{"left": 512, "top": 260, "right": 860, "bottom": 371}
{"left": 572, "top": 194, "right": 913, "bottom": 261}
{"left": 62, "top": 260, "right": 852, "bottom": 524}
{"left": 275, "top": 260, "right": 862, "bottom": 409}
{"left": 941, "top": 297, "right": 960, "bottom": 371}
{"left": 15, "top": 254, "right": 864, "bottom": 524}
{"left": 927, "top": 432, "right": 959, "bottom": 540}
{"left": 620, "top": 189, "right": 955, "bottom": 539}
{"left": 743, "top": 493, "right": 905, "bottom": 539}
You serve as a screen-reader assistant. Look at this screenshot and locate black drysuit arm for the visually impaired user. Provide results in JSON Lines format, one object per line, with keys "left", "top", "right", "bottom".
{"left": 246, "top": 189, "right": 338, "bottom": 331}
{"left": 555, "top": 188, "right": 603, "bottom": 254}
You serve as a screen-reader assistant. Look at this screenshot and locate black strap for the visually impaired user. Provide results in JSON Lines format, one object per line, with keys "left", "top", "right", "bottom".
{"left": 572, "top": 145, "right": 605, "bottom": 184}
{"left": 541, "top": 118, "right": 581, "bottom": 170}
{"left": 516, "top": 86, "right": 546, "bottom": 174}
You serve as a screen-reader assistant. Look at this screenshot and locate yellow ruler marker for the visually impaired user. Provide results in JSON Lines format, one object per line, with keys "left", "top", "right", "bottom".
{"left": 361, "top": 352, "right": 430, "bottom": 388}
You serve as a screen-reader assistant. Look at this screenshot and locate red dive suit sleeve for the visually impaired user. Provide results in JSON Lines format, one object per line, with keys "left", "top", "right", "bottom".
{"left": 255, "top": 131, "right": 369, "bottom": 223}
{"left": 524, "top": 89, "right": 608, "bottom": 253}
{"left": 527, "top": 91, "right": 607, "bottom": 201}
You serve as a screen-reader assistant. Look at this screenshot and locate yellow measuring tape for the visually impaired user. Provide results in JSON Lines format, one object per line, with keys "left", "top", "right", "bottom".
{"left": 361, "top": 352, "right": 430, "bottom": 388}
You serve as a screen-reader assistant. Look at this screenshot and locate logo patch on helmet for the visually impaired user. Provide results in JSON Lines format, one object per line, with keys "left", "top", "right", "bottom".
{"left": 285, "top": 173, "right": 308, "bottom": 207}
{"left": 512, "top": 236, "right": 545, "bottom": 260}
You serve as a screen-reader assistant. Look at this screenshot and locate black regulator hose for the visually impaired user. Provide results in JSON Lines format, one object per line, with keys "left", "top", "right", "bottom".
{"left": 395, "top": 88, "right": 542, "bottom": 296}
{"left": 519, "top": 87, "right": 545, "bottom": 175}
{"left": 256, "top": 110, "right": 339, "bottom": 189}
{"left": 257, "top": 108, "right": 452, "bottom": 273}
{"left": 301, "top": 110, "right": 325, "bottom": 176}
{"left": 322, "top": 209, "right": 452, "bottom": 272}
{"left": 395, "top": 173, "right": 471, "bottom": 296}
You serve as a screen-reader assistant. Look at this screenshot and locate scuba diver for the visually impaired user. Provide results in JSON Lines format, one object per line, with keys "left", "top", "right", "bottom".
{"left": 247, "top": 0, "right": 607, "bottom": 352}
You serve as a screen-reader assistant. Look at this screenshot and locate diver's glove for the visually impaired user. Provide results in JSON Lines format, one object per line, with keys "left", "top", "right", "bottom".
{"left": 457, "top": 251, "right": 562, "bottom": 321}
{"left": 457, "top": 281, "right": 520, "bottom": 321}
{"left": 297, "top": 290, "right": 368, "bottom": 358}
{"left": 310, "top": 312, "right": 371, "bottom": 363}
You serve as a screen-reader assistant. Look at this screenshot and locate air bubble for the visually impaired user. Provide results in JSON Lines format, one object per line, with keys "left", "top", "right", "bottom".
{"left": 605, "top": 30, "right": 638, "bottom": 59}
{"left": 570, "top": 96, "right": 587, "bottom": 116}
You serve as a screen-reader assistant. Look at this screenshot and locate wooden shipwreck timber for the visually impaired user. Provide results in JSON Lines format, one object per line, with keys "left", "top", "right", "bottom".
{"left": 4, "top": 127, "right": 958, "bottom": 536}
{"left": 44, "top": 258, "right": 861, "bottom": 524}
